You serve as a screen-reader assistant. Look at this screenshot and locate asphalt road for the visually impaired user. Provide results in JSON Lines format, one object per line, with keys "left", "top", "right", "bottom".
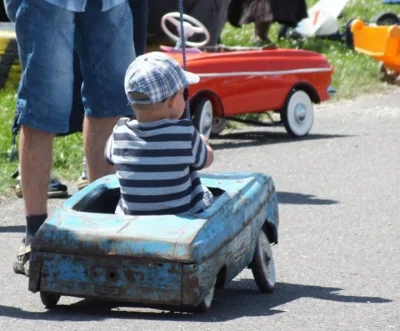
{"left": 0, "top": 89, "right": 399, "bottom": 331}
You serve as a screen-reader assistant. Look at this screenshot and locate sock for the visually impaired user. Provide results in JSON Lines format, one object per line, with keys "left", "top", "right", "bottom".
{"left": 25, "top": 214, "right": 47, "bottom": 246}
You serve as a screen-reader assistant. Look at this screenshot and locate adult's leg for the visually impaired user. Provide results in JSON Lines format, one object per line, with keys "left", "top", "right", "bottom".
{"left": 129, "top": 0, "right": 148, "bottom": 56}
{"left": 75, "top": 1, "right": 135, "bottom": 182}
{"left": 188, "top": 0, "right": 232, "bottom": 46}
{"left": 83, "top": 117, "right": 119, "bottom": 182}
{"left": 19, "top": 128, "right": 53, "bottom": 217}
{"left": 14, "top": 0, "right": 75, "bottom": 264}
{"left": 254, "top": 0, "right": 273, "bottom": 42}
{"left": 255, "top": 21, "right": 272, "bottom": 41}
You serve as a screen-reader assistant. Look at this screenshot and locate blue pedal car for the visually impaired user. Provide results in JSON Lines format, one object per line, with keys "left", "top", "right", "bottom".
{"left": 29, "top": 172, "right": 279, "bottom": 312}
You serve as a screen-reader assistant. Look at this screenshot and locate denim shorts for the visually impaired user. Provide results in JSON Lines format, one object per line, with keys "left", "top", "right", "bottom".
{"left": 8, "top": 0, "right": 135, "bottom": 134}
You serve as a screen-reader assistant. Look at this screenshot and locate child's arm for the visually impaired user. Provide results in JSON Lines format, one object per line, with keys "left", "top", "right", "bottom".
{"left": 191, "top": 129, "right": 213, "bottom": 170}
{"left": 104, "top": 135, "right": 115, "bottom": 165}
{"left": 200, "top": 134, "right": 214, "bottom": 168}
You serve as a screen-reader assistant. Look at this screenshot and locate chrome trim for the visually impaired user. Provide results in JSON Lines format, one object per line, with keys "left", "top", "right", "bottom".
{"left": 327, "top": 85, "right": 336, "bottom": 97}
{"left": 197, "top": 67, "right": 332, "bottom": 78}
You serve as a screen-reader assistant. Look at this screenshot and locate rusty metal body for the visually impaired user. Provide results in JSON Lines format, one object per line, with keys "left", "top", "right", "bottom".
{"left": 29, "top": 173, "right": 279, "bottom": 309}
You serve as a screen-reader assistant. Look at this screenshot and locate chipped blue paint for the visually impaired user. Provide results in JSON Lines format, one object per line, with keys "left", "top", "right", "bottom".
{"left": 39, "top": 253, "right": 182, "bottom": 304}
{"left": 30, "top": 172, "right": 279, "bottom": 308}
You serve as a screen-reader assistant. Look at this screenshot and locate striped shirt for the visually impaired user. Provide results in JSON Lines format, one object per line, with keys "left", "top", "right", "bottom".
{"left": 44, "top": 0, "right": 125, "bottom": 12}
{"left": 105, "top": 118, "right": 208, "bottom": 216}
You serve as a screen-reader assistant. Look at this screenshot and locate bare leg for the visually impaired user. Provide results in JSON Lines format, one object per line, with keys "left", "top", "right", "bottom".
{"left": 83, "top": 116, "right": 118, "bottom": 182}
{"left": 254, "top": 21, "right": 272, "bottom": 42}
{"left": 19, "top": 126, "right": 53, "bottom": 215}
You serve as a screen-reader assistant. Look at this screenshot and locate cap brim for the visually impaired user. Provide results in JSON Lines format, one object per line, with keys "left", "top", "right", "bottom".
{"left": 184, "top": 70, "right": 200, "bottom": 84}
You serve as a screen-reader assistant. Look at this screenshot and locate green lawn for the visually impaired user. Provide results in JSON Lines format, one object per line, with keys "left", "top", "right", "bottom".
{"left": 0, "top": 86, "right": 84, "bottom": 197}
{"left": 0, "top": 0, "right": 399, "bottom": 197}
{"left": 222, "top": 0, "right": 400, "bottom": 99}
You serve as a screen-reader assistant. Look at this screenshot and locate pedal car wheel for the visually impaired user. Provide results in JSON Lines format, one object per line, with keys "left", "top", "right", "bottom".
{"left": 193, "top": 98, "right": 213, "bottom": 139}
{"left": 195, "top": 277, "right": 217, "bottom": 312}
{"left": 345, "top": 18, "right": 357, "bottom": 49}
{"left": 211, "top": 117, "right": 227, "bottom": 135}
{"left": 40, "top": 291, "right": 61, "bottom": 308}
{"left": 282, "top": 90, "right": 314, "bottom": 137}
{"left": 379, "top": 63, "right": 399, "bottom": 84}
{"left": 373, "top": 12, "right": 400, "bottom": 26}
{"left": 251, "top": 230, "right": 276, "bottom": 293}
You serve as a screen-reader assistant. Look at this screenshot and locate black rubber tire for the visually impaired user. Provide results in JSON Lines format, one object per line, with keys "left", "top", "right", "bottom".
{"left": 345, "top": 18, "right": 357, "bottom": 49}
{"left": 40, "top": 292, "right": 61, "bottom": 309}
{"left": 192, "top": 98, "right": 213, "bottom": 139}
{"left": 373, "top": 12, "right": 400, "bottom": 26}
{"left": 211, "top": 117, "right": 227, "bottom": 135}
{"left": 379, "top": 63, "right": 399, "bottom": 84}
{"left": 251, "top": 229, "right": 276, "bottom": 293}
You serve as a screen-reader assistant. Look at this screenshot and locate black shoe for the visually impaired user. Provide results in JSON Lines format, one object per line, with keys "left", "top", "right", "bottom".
{"left": 15, "top": 175, "right": 68, "bottom": 199}
{"left": 47, "top": 178, "right": 69, "bottom": 198}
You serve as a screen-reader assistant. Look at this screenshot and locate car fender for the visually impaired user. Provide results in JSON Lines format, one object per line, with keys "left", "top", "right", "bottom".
{"left": 286, "top": 82, "right": 321, "bottom": 106}
{"left": 189, "top": 89, "right": 225, "bottom": 118}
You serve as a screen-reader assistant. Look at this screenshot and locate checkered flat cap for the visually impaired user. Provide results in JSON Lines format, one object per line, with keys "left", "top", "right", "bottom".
{"left": 125, "top": 52, "right": 199, "bottom": 105}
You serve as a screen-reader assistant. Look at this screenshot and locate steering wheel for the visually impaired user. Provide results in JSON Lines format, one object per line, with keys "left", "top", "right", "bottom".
{"left": 161, "top": 12, "right": 211, "bottom": 48}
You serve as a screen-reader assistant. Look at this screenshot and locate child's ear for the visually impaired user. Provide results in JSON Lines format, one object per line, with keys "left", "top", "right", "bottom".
{"left": 167, "top": 94, "right": 178, "bottom": 109}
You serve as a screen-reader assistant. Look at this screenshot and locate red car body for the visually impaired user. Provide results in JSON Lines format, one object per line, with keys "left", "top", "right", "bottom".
{"left": 162, "top": 45, "right": 334, "bottom": 137}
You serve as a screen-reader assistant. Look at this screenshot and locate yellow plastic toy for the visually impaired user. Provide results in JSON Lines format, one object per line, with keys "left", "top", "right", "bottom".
{"left": 351, "top": 19, "right": 400, "bottom": 83}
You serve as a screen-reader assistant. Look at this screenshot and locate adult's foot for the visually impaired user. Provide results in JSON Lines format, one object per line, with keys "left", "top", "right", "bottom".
{"left": 13, "top": 239, "right": 31, "bottom": 277}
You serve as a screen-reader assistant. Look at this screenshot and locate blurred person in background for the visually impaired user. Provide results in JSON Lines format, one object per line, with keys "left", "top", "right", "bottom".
{"left": 228, "top": 0, "right": 308, "bottom": 44}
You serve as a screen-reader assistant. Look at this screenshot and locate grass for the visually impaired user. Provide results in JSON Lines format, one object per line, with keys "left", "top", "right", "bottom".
{"left": 222, "top": 0, "right": 400, "bottom": 99}
{"left": 0, "top": 85, "right": 84, "bottom": 198}
{"left": 0, "top": 86, "right": 18, "bottom": 197}
{"left": 0, "top": 0, "right": 399, "bottom": 197}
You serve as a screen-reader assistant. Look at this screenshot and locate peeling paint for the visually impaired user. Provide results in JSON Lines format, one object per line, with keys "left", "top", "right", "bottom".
{"left": 30, "top": 172, "right": 279, "bottom": 308}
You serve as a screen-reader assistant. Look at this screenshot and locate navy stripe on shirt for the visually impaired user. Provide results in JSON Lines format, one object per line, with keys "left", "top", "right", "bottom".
{"left": 119, "top": 172, "right": 191, "bottom": 188}
{"left": 107, "top": 118, "right": 207, "bottom": 215}
{"left": 113, "top": 148, "right": 193, "bottom": 158}
{"left": 114, "top": 132, "right": 192, "bottom": 142}
{"left": 116, "top": 163, "right": 188, "bottom": 172}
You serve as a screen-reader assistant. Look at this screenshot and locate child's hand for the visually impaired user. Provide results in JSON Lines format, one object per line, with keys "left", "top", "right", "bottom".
{"left": 200, "top": 134, "right": 214, "bottom": 168}
{"left": 200, "top": 134, "right": 209, "bottom": 145}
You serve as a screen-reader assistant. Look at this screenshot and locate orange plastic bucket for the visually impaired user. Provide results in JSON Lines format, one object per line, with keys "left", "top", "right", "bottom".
{"left": 351, "top": 19, "right": 400, "bottom": 72}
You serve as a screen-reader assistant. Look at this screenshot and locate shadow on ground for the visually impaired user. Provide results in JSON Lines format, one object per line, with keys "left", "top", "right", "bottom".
{"left": 0, "top": 225, "right": 25, "bottom": 233}
{"left": 277, "top": 192, "right": 338, "bottom": 205}
{"left": 0, "top": 279, "right": 391, "bottom": 323}
{"left": 211, "top": 130, "right": 353, "bottom": 151}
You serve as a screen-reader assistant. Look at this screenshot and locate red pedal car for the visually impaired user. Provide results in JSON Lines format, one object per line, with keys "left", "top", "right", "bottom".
{"left": 161, "top": 13, "right": 335, "bottom": 138}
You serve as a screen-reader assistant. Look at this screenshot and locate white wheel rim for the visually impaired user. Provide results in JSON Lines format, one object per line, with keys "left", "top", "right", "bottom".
{"left": 161, "top": 12, "right": 211, "bottom": 48}
{"left": 286, "top": 91, "right": 314, "bottom": 137}
{"left": 211, "top": 117, "right": 227, "bottom": 135}
{"left": 199, "top": 100, "right": 213, "bottom": 138}
{"left": 259, "top": 232, "right": 276, "bottom": 287}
